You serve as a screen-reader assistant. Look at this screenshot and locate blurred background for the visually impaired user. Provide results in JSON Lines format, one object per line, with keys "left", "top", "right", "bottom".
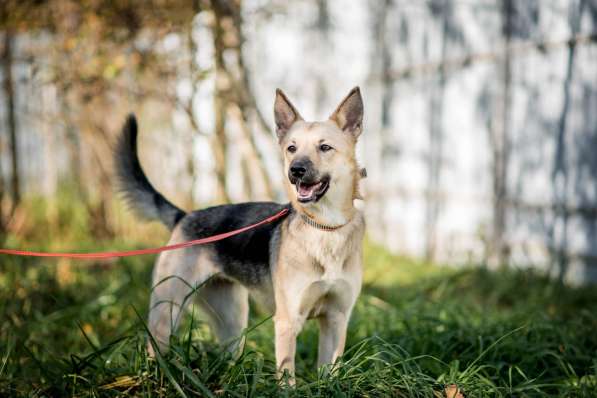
{"left": 1, "top": 0, "right": 597, "bottom": 284}
{"left": 3, "top": 1, "right": 597, "bottom": 395}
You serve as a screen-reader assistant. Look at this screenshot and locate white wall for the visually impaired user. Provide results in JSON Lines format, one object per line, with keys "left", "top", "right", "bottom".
{"left": 242, "top": 0, "right": 597, "bottom": 284}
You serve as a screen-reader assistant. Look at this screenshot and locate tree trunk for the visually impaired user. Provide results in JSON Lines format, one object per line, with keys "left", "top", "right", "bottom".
{"left": 211, "top": 0, "right": 276, "bottom": 201}
{"left": 211, "top": 2, "right": 231, "bottom": 203}
{"left": 2, "top": 30, "right": 20, "bottom": 214}
{"left": 0, "top": 113, "right": 4, "bottom": 236}
{"left": 83, "top": 118, "right": 115, "bottom": 239}
{"left": 184, "top": 22, "right": 199, "bottom": 208}
{"left": 232, "top": 104, "right": 274, "bottom": 200}
{"left": 228, "top": 6, "right": 276, "bottom": 200}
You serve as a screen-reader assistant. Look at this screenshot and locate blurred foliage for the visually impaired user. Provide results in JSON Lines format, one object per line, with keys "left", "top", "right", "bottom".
{"left": 1, "top": 195, "right": 596, "bottom": 396}
{"left": 0, "top": 0, "right": 207, "bottom": 237}
{"left": 0, "top": 0, "right": 199, "bottom": 88}
{"left": 0, "top": 0, "right": 273, "bottom": 235}
{"left": 0, "top": 0, "right": 198, "bottom": 31}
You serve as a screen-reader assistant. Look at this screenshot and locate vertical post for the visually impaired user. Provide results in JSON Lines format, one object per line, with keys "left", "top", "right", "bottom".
{"left": 489, "top": 0, "right": 513, "bottom": 268}
{"left": 314, "top": 0, "right": 330, "bottom": 112}
{"left": 2, "top": 30, "right": 20, "bottom": 213}
{"left": 425, "top": 1, "right": 449, "bottom": 261}
{"left": 549, "top": 0, "right": 586, "bottom": 281}
{"left": 367, "top": 0, "right": 393, "bottom": 246}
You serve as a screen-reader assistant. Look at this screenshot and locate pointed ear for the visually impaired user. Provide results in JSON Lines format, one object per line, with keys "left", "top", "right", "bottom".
{"left": 329, "top": 86, "right": 364, "bottom": 138}
{"left": 274, "top": 89, "right": 303, "bottom": 140}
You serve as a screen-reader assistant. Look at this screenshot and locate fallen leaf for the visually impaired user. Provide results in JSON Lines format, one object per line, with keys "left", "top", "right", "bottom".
{"left": 444, "top": 384, "right": 464, "bottom": 398}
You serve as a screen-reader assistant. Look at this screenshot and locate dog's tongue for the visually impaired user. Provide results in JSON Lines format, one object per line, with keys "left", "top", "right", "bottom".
{"left": 297, "top": 182, "right": 321, "bottom": 198}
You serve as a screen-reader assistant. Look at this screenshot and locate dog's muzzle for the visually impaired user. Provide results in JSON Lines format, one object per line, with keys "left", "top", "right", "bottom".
{"left": 288, "top": 158, "right": 330, "bottom": 203}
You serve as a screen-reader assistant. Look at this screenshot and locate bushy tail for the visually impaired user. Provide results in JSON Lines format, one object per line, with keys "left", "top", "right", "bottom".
{"left": 114, "top": 114, "right": 185, "bottom": 230}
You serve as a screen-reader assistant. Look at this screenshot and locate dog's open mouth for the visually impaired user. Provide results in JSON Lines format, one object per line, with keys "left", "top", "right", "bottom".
{"left": 295, "top": 176, "right": 330, "bottom": 203}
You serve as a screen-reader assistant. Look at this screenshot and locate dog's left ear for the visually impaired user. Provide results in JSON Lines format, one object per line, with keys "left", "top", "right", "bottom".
{"left": 329, "top": 86, "right": 363, "bottom": 138}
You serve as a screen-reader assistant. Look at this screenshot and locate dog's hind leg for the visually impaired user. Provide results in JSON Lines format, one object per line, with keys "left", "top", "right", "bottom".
{"left": 147, "top": 244, "right": 218, "bottom": 356}
{"left": 197, "top": 278, "right": 249, "bottom": 352}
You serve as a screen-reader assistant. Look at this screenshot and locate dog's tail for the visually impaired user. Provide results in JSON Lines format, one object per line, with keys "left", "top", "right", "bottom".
{"left": 114, "top": 114, "right": 186, "bottom": 230}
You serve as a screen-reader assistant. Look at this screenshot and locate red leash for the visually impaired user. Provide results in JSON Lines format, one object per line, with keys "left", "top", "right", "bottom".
{"left": 0, "top": 208, "right": 289, "bottom": 259}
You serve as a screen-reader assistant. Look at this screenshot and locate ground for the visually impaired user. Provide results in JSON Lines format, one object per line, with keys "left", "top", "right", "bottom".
{"left": 1, "top": 197, "right": 596, "bottom": 397}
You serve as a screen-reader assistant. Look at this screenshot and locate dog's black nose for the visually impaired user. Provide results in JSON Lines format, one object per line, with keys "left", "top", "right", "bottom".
{"left": 290, "top": 165, "right": 307, "bottom": 178}
{"left": 289, "top": 157, "right": 314, "bottom": 181}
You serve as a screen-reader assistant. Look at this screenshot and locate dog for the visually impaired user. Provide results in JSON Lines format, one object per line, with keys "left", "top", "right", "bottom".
{"left": 114, "top": 87, "right": 366, "bottom": 381}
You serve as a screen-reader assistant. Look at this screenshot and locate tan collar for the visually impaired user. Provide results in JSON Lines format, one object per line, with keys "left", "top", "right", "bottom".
{"left": 300, "top": 213, "right": 350, "bottom": 231}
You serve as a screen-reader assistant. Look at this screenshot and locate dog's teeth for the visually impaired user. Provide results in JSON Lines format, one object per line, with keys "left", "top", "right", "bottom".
{"left": 296, "top": 181, "right": 322, "bottom": 199}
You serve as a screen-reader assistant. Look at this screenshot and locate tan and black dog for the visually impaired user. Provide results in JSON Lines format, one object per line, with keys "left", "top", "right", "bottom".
{"left": 114, "top": 87, "right": 365, "bottom": 380}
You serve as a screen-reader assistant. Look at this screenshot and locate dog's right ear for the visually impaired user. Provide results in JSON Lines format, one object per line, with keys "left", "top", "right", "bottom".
{"left": 274, "top": 89, "right": 303, "bottom": 141}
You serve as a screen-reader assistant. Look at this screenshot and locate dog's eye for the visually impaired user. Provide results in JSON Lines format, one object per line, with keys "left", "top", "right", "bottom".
{"left": 320, "top": 144, "right": 332, "bottom": 152}
{"left": 287, "top": 145, "right": 297, "bottom": 153}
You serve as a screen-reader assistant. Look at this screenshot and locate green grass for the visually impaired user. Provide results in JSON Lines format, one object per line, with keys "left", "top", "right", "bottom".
{"left": 1, "top": 200, "right": 597, "bottom": 396}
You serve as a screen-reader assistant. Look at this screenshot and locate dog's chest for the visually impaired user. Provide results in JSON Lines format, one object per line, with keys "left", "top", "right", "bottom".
{"left": 301, "top": 228, "right": 349, "bottom": 274}
{"left": 275, "top": 214, "right": 364, "bottom": 317}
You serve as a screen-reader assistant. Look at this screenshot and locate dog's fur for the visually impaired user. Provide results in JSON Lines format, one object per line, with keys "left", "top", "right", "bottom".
{"left": 114, "top": 87, "right": 365, "bottom": 380}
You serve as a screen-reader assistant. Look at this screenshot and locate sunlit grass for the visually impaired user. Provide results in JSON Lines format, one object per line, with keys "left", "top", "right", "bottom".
{"left": 1, "top": 198, "right": 596, "bottom": 396}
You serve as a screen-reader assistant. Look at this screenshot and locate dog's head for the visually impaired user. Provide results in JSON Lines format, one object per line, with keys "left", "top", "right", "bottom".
{"left": 274, "top": 87, "right": 364, "bottom": 211}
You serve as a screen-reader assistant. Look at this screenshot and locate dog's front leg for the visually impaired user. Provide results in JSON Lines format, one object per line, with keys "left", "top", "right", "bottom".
{"left": 317, "top": 310, "right": 349, "bottom": 369}
{"left": 274, "top": 315, "right": 303, "bottom": 384}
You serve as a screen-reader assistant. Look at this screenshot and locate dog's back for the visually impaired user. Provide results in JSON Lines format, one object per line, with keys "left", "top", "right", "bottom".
{"left": 179, "top": 202, "right": 290, "bottom": 286}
